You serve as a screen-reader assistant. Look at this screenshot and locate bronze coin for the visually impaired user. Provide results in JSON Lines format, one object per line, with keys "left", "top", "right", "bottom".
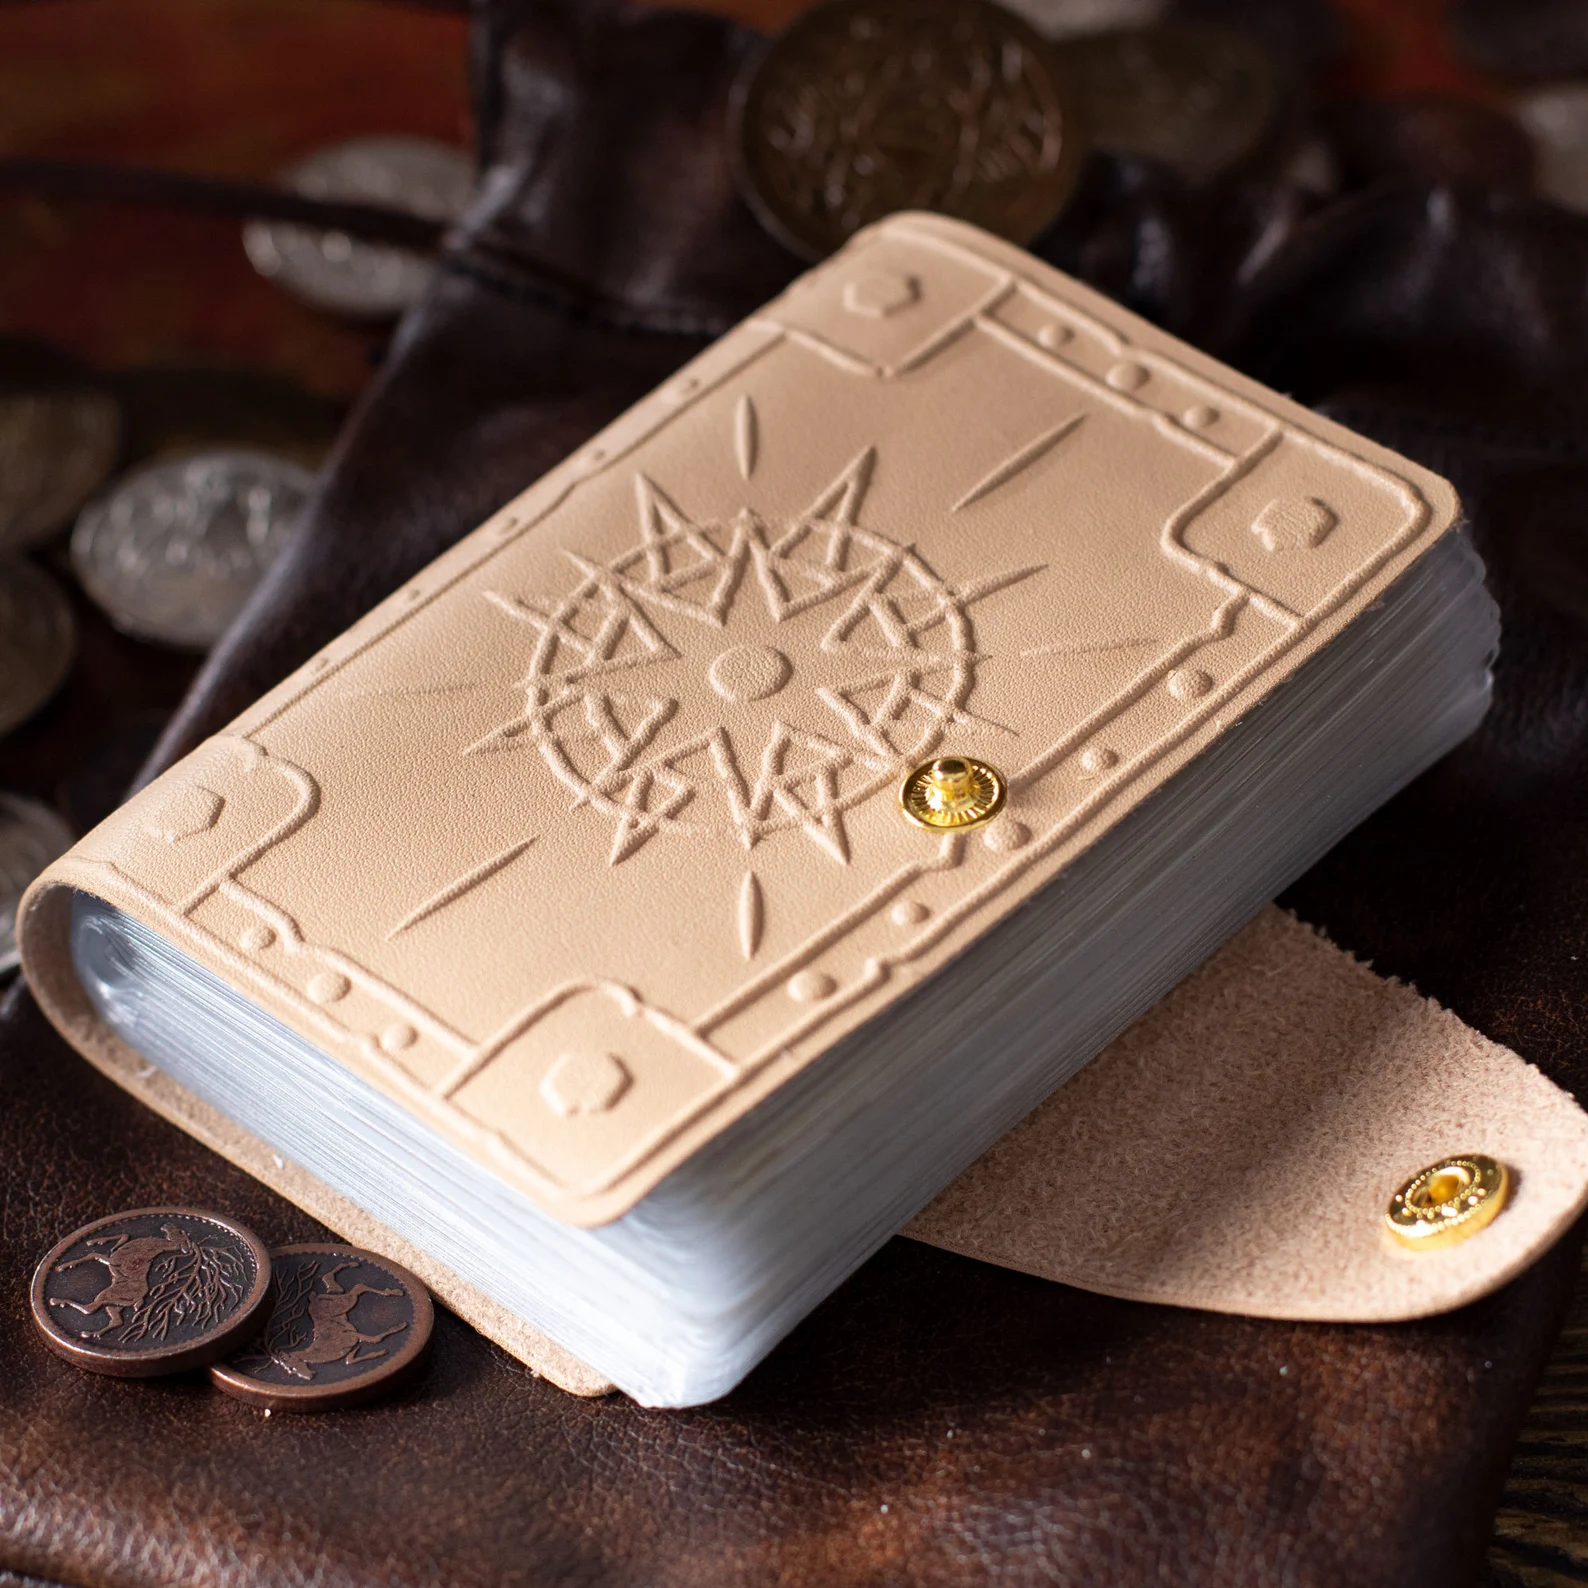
{"left": 31, "top": 1208, "right": 272, "bottom": 1377}
{"left": 210, "top": 1244, "right": 433, "bottom": 1411}
{"left": 1057, "top": 24, "right": 1283, "bottom": 186}
{"left": 730, "top": 0, "right": 1088, "bottom": 261}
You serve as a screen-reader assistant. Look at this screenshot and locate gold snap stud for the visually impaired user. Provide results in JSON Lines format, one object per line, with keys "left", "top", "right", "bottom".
{"left": 1385, "top": 1153, "right": 1510, "bottom": 1250}
{"left": 900, "top": 756, "right": 1007, "bottom": 831}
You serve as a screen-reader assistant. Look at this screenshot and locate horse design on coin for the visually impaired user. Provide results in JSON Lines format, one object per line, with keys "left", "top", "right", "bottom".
{"left": 30, "top": 1209, "right": 272, "bottom": 1376}
{"left": 271, "top": 1259, "right": 405, "bottom": 1379}
{"left": 50, "top": 1224, "right": 195, "bottom": 1336}
{"left": 210, "top": 1244, "right": 434, "bottom": 1410}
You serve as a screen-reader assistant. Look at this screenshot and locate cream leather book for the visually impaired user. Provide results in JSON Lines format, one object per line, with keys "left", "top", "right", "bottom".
{"left": 21, "top": 213, "right": 1499, "bottom": 1405}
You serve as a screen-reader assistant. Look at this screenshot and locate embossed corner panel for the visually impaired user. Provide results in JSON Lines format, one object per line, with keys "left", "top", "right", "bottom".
{"left": 57, "top": 214, "right": 1458, "bottom": 1225}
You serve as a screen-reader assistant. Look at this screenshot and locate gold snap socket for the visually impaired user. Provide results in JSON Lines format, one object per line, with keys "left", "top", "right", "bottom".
{"left": 1385, "top": 1153, "right": 1510, "bottom": 1250}
{"left": 900, "top": 756, "right": 1007, "bottom": 831}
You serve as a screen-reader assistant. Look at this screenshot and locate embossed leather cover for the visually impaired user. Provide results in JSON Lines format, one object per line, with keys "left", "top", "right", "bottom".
{"left": 20, "top": 213, "right": 1463, "bottom": 1230}
{"left": 3, "top": 3, "right": 1588, "bottom": 1581}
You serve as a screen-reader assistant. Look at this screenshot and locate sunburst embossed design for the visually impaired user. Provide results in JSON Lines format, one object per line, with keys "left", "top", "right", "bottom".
{"left": 470, "top": 427, "right": 1039, "bottom": 869}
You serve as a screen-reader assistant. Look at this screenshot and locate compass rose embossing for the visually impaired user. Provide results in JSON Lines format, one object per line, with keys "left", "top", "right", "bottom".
{"left": 469, "top": 428, "right": 1041, "bottom": 870}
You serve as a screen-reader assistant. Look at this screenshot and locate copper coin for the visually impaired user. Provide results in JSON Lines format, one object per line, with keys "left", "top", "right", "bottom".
{"left": 1057, "top": 24, "right": 1283, "bottom": 186}
{"left": 210, "top": 1244, "right": 433, "bottom": 1411}
{"left": 31, "top": 1208, "right": 272, "bottom": 1377}
{"left": 730, "top": 0, "right": 1087, "bottom": 261}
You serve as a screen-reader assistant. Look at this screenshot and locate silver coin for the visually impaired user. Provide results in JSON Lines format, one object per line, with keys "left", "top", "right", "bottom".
{"left": 0, "top": 794, "right": 73, "bottom": 974}
{"left": 0, "top": 558, "right": 76, "bottom": 737}
{"left": 243, "top": 136, "right": 474, "bottom": 318}
{"left": 71, "top": 450, "right": 315, "bottom": 651}
{"left": 1058, "top": 24, "right": 1284, "bottom": 186}
{"left": 0, "top": 389, "right": 122, "bottom": 553}
{"left": 1514, "top": 85, "right": 1588, "bottom": 213}
{"left": 1000, "top": 0, "right": 1167, "bottom": 40}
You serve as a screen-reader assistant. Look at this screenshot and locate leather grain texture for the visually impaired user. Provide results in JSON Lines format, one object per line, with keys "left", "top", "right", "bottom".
{"left": 907, "top": 904, "right": 1588, "bottom": 1324}
{"left": 0, "top": 970, "right": 1566, "bottom": 1587}
{"left": 3, "top": 3, "right": 1588, "bottom": 1584}
{"left": 20, "top": 212, "right": 1466, "bottom": 1225}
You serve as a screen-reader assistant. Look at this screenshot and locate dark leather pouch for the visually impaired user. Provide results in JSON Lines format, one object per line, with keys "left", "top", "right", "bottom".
{"left": 3, "top": 5, "right": 1587, "bottom": 1583}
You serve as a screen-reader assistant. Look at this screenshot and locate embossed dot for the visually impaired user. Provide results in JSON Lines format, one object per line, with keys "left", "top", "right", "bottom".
{"left": 541, "top": 1051, "right": 630, "bottom": 1116}
{"left": 381, "top": 1023, "right": 417, "bottom": 1055}
{"left": 708, "top": 645, "right": 791, "bottom": 703}
{"left": 1252, "top": 496, "right": 1337, "bottom": 553}
{"left": 586, "top": 448, "right": 607, "bottom": 465}
{"left": 1168, "top": 667, "right": 1214, "bottom": 701}
{"left": 306, "top": 971, "right": 351, "bottom": 1004}
{"left": 1183, "top": 405, "right": 1219, "bottom": 430}
{"left": 842, "top": 270, "right": 920, "bottom": 319}
{"left": 1079, "top": 746, "right": 1119, "bottom": 775}
{"left": 983, "top": 820, "right": 1031, "bottom": 853}
{"left": 1037, "top": 322, "right": 1073, "bottom": 349}
{"left": 788, "top": 970, "right": 837, "bottom": 1003}
{"left": 891, "top": 900, "right": 930, "bottom": 927}
{"left": 404, "top": 586, "right": 424, "bottom": 602}
{"left": 145, "top": 785, "right": 224, "bottom": 844}
{"left": 309, "top": 656, "right": 330, "bottom": 673}
{"left": 239, "top": 924, "right": 275, "bottom": 952}
{"left": 1106, "top": 362, "right": 1149, "bottom": 392}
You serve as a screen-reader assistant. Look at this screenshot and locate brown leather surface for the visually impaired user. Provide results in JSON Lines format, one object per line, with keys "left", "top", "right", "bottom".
{"left": 3, "top": 3, "right": 1587, "bottom": 1583}
{"left": 0, "top": 973, "right": 1575, "bottom": 1587}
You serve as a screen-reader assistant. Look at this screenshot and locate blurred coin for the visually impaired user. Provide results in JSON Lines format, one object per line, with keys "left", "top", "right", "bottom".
{"left": 731, "top": 0, "right": 1087, "bottom": 261}
{"left": 243, "top": 136, "right": 474, "bottom": 318}
{"left": 211, "top": 1244, "right": 434, "bottom": 1411}
{"left": 0, "top": 557, "right": 76, "bottom": 738}
{"left": 31, "top": 1208, "right": 272, "bottom": 1377}
{"left": 0, "top": 339, "right": 121, "bottom": 554}
{"left": 0, "top": 793, "right": 74, "bottom": 973}
{"left": 1514, "top": 86, "right": 1588, "bottom": 213}
{"left": 1058, "top": 24, "right": 1283, "bottom": 185}
{"left": 71, "top": 450, "right": 314, "bottom": 651}
{"left": 0, "top": 389, "right": 122, "bottom": 554}
{"left": 1001, "top": 0, "right": 1166, "bottom": 40}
